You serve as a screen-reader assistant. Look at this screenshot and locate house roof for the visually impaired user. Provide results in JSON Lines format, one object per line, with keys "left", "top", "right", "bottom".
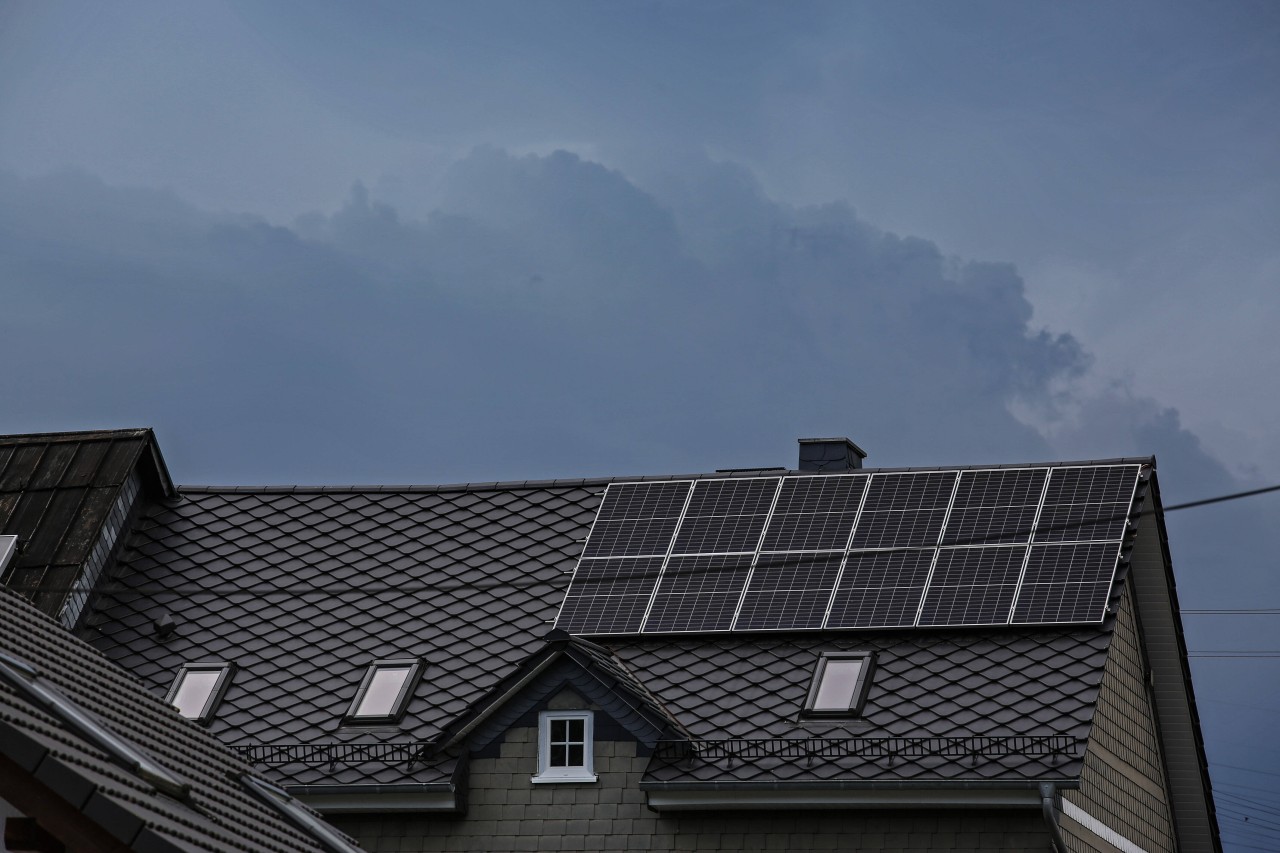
{"left": 0, "top": 428, "right": 172, "bottom": 620}
{"left": 0, "top": 585, "right": 359, "bottom": 853}
{"left": 81, "top": 458, "right": 1148, "bottom": 793}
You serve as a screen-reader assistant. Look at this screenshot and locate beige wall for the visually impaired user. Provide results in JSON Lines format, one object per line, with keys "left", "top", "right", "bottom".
{"left": 1062, "top": 582, "right": 1176, "bottom": 853}
{"left": 333, "top": 727, "right": 1052, "bottom": 852}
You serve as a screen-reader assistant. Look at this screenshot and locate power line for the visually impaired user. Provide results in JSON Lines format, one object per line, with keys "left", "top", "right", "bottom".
{"left": 8, "top": 476, "right": 1279, "bottom": 601}
{"left": 1163, "top": 482, "right": 1280, "bottom": 512}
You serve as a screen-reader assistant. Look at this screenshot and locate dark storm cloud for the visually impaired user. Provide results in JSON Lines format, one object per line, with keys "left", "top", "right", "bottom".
{"left": 0, "top": 151, "right": 1236, "bottom": 494}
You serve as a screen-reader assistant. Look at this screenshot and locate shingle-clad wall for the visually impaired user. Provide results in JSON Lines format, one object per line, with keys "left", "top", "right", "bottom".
{"left": 333, "top": 728, "right": 1052, "bottom": 852}
{"left": 1062, "top": 582, "right": 1175, "bottom": 852}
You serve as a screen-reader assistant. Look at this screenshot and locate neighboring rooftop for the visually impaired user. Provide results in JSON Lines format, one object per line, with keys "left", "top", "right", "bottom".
{"left": 0, "top": 585, "right": 359, "bottom": 853}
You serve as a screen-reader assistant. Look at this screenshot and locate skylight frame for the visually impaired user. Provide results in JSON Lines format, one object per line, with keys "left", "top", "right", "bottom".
{"left": 343, "top": 658, "right": 423, "bottom": 725}
{"left": 165, "top": 661, "right": 234, "bottom": 724}
{"left": 802, "top": 651, "right": 875, "bottom": 717}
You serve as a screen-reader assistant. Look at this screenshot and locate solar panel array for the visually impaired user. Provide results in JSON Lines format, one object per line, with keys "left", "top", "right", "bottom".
{"left": 554, "top": 463, "right": 1142, "bottom": 635}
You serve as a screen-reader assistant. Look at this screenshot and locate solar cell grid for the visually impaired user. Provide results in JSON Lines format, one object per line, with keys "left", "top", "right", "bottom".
{"left": 848, "top": 509, "right": 947, "bottom": 550}
{"left": 769, "top": 475, "right": 867, "bottom": 514}
{"left": 735, "top": 589, "right": 832, "bottom": 631}
{"left": 941, "top": 506, "right": 1039, "bottom": 546}
{"left": 672, "top": 513, "right": 770, "bottom": 555}
{"left": 917, "top": 546, "right": 1026, "bottom": 626}
{"left": 1018, "top": 543, "right": 1118, "bottom": 586}
{"left": 1033, "top": 503, "right": 1129, "bottom": 543}
{"left": 555, "top": 594, "right": 651, "bottom": 634}
{"left": 761, "top": 511, "right": 860, "bottom": 552}
{"left": 917, "top": 582, "right": 1019, "bottom": 627}
{"left": 682, "top": 478, "right": 779, "bottom": 516}
{"left": 745, "top": 553, "right": 846, "bottom": 592}
{"left": 642, "top": 590, "right": 741, "bottom": 633}
{"left": 951, "top": 468, "right": 1047, "bottom": 508}
{"left": 595, "top": 481, "right": 691, "bottom": 520}
{"left": 567, "top": 557, "right": 665, "bottom": 597}
{"left": 825, "top": 550, "right": 934, "bottom": 628}
{"left": 583, "top": 517, "right": 683, "bottom": 558}
{"left": 1042, "top": 466, "right": 1136, "bottom": 506}
{"left": 860, "top": 471, "right": 957, "bottom": 511}
{"left": 1011, "top": 581, "right": 1113, "bottom": 624}
{"left": 653, "top": 554, "right": 754, "bottom": 596}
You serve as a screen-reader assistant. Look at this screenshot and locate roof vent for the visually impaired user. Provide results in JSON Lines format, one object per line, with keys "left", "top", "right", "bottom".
{"left": 798, "top": 438, "right": 867, "bottom": 472}
{"left": 154, "top": 612, "right": 178, "bottom": 640}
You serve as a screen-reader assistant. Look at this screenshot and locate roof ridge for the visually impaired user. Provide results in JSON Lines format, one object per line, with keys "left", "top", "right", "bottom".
{"left": 173, "top": 456, "right": 1156, "bottom": 496}
{"left": 0, "top": 427, "right": 154, "bottom": 443}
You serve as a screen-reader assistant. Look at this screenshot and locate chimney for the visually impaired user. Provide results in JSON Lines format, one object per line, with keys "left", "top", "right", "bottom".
{"left": 798, "top": 437, "right": 867, "bottom": 472}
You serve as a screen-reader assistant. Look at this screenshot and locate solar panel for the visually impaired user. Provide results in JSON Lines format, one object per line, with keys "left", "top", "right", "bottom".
{"left": 671, "top": 478, "right": 779, "bottom": 554}
{"left": 760, "top": 475, "right": 867, "bottom": 552}
{"left": 825, "top": 550, "right": 934, "bottom": 628}
{"left": 941, "top": 468, "right": 1047, "bottom": 546}
{"left": 642, "top": 554, "right": 754, "bottom": 633}
{"left": 553, "top": 462, "right": 1144, "bottom": 634}
{"left": 848, "top": 472, "right": 956, "bottom": 550}
{"left": 1010, "top": 542, "right": 1123, "bottom": 624}
{"left": 734, "top": 553, "right": 845, "bottom": 631}
{"left": 582, "top": 481, "right": 691, "bottom": 558}
{"left": 554, "top": 556, "right": 666, "bottom": 634}
{"left": 1035, "top": 466, "right": 1134, "bottom": 543}
{"left": 917, "top": 546, "right": 1027, "bottom": 626}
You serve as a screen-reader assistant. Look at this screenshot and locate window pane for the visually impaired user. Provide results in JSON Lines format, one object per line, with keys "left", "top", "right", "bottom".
{"left": 567, "top": 744, "right": 584, "bottom": 766}
{"left": 354, "top": 666, "right": 412, "bottom": 717}
{"left": 812, "top": 659, "right": 863, "bottom": 710}
{"left": 172, "top": 670, "right": 221, "bottom": 718}
{"left": 550, "top": 744, "right": 568, "bottom": 766}
{"left": 550, "top": 719, "right": 568, "bottom": 741}
{"left": 566, "top": 719, "right": 584, "bottom": 742}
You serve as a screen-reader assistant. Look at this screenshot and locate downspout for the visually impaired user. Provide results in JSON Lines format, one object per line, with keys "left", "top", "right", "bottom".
{"left": 1040, "top": 782, "right": 1068, "bottom": 853}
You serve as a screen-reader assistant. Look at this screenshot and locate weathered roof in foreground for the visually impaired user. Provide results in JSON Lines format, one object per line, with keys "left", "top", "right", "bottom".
{"left": 0, "top": 586, "right": 355, "bottom": 853}
{"left": 83, "top": 460, "right": 1145, "bottom": 790}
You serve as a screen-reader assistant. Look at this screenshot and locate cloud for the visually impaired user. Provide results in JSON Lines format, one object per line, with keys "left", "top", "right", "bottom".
{"left": 0, "top": 152, "right": 1236, "bottom": 493}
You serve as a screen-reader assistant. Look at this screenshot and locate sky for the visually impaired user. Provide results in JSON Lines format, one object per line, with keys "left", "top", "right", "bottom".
{"left": 1, "top": 1, "right": 1278, "bottom": 844}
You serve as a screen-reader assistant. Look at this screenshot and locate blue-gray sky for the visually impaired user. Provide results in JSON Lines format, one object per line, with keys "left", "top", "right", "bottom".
{"left": 2, "top": 1, "right": 1278, "bottom": 843}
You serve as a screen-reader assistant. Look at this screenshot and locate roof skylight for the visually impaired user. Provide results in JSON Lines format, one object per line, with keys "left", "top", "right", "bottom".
{"left": 345, "top": 659, "right": 422, "bottom": 724}
{"left": 165, "top": 662, "right": 232, "bottom": 723}
{"left": 804, "top": 652, "right": 874, "bottom": 715}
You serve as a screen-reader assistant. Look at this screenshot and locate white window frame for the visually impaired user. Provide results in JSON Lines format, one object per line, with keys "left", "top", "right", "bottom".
{"left": 532, "top": 710, "right": 597, "bottom": 784}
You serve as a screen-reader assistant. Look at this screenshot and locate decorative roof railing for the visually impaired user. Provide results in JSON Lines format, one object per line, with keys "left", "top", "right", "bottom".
{"left": 652, "top": 735, "right": 1081, "bottom": 767}
{"left": 233, "top": 741, "right": 429, "bottom": 770}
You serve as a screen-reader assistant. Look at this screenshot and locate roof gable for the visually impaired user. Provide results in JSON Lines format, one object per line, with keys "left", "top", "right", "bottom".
{"left": 436, "top": 633, "right": 684, "bottom": 754}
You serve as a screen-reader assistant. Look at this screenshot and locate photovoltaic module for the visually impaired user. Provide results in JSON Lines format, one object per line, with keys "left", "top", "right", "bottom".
{"left": 553, "top": 463, "right": 1144, "bottom": 635}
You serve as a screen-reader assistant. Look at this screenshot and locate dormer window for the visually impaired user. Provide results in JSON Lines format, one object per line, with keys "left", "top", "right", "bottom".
{"left": 533, "top": 711, "right": 597, "bottom": 783}
{"left": 165, "top": 662, "right": 233, "bottom": 724}
{"left": 344, "top": 659, "right": 422, "bottom": 724}
{"left": 804, "top": 652, "right": 874, "bottom": 716}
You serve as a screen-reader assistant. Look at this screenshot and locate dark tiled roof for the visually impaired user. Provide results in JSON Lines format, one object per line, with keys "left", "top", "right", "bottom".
{"left": 0, "top": 429, "right": 171, "bottom": 618}
{"left": 82, "top": 462, "right": 1122, "bottom": 790}
{"left": 611, "top": 631, "right": 1105, "bottom": 783}
{"left": 0, "top": 587, "right": 353, "bottom": 852}
{"left": 87, "top": 483, "right": 599, "bottom": 786}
